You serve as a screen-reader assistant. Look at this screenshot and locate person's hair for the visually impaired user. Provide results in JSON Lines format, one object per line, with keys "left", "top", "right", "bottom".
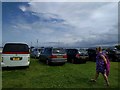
{"left": 96, "top": 46, "right": 102, "bottom": 52}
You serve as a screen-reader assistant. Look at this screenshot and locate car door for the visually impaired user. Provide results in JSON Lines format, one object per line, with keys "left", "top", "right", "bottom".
{"left": 44, "top": 48, "right": 52, "bottom": 60}
{"left": 39, "top": 49, "right": 46, "bottom": 61}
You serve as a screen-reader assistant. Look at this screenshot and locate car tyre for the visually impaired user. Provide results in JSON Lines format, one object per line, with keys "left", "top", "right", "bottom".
{"left": 83, "top": 61, "right": 86, "bottom": 64}
{"left": 26, "top": 66, "right": 29, "bottom": 68}
{"left": 71, "top": 59, "right": 75, "bottom": 64}
{"left": 39, "top": 57, "right": 41, "bottom": 63}
{"left": 46, "top": 60, "right": 50, "bottom": 65}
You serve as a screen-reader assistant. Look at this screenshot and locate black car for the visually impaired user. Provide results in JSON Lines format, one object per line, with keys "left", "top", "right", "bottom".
{"left": 66, "top": 49, "right": 86, "bottom": 64}
{"left": 107, "top": 48, "right": 120, "bottom": 62}
{"left": 87, "top": 48, "right": 96, "bottom": 62}
{"left": 39, "top": 47, "right": 67, "bottom": 65}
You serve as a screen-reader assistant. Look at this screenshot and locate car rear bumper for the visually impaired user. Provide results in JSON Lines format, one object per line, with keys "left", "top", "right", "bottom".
{"left": 74, "top": 58, "right": 87, "bottom": 63}
{"left": 1, "top": 62, "right": 30, "bottom": 67}
{"left": 51, "top": 59, "right": 67, "bottom": 63}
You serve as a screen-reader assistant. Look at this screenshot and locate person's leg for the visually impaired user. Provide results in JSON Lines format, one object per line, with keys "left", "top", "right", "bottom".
{"left": 102, "top": 73, "right": 110, "bottom": 86}
{"left": 91, "top": 71, "right": 99, "bottom": 82}
{"left": 94, "top": 71, "right": 99, "bottom": 81}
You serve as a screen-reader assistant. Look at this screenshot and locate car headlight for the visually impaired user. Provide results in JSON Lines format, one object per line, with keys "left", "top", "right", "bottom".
{"left": 38, "top": 53, "right": 40, "bottom": 55}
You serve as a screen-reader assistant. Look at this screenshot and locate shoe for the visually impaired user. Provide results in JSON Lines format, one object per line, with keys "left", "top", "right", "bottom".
{"left": 104, "top": 83, "right": 110, "bottom": 87}
{"left": 90, "top": 79, "right": 96, "bottom": 82}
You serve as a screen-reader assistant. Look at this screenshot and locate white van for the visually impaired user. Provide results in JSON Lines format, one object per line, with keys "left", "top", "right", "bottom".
{"left": 1, "top": 43, "right": 30, "bottom": 67}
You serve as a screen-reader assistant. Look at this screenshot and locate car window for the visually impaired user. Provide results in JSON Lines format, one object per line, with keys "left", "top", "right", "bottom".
{"left": 67, "top": 49, "right": 78, "bottom": 54}
{"left": 44, "top": 48, "right": 52, "bottom": 54}
{"left": 3, "top": 43, "right": 29, "bottom": 52}
{"left": 35, "top": 49, "right": 37, "bottom": 51}
{"left": 38, "top": 49, "right": 43, "bottom": 52}
{"left": 41, "top": 49, "right": 44, "bottom": 54}
{"left": 52, "top": 48, "right": 66, "bottom": 54}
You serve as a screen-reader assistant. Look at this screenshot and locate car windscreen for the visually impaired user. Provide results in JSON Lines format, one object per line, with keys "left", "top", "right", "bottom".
{"left": 67, "top": 49, "right": 78, "bottom": 55}
{"left": 3, "top": 43, "right": 29, "bottom": 52}
{"left": 38, "top": 49, "right": 43, "bottom": 52}
{"left": 52, "top": 48, "right": 66, "bottom": 54}
{"left": 88, "top": 49, "right": 96, "bottom": 54}
{"left": 79, "top": 49, "right": 88, "bottom": 54}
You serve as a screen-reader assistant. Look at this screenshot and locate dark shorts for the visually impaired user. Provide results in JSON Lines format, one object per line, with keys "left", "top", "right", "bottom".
{"left": 96, "top": 69, "right": 106, "bottom": 74}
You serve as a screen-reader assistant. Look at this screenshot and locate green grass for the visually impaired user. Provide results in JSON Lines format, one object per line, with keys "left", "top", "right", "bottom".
{"left": 2, "top": 58, "right": 119, "bottom": 88}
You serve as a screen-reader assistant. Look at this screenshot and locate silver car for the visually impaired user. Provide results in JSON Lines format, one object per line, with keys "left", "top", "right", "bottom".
{"left": 30, "top": 48, "right": 43, "bottom": 58}
{"left": 39, "top": 47, "right": 67, "bottom": 65}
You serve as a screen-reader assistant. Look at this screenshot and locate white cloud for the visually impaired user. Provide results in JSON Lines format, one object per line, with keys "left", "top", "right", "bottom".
{"left": 6, "top": 2, "right": 118, "bottom": 47}
{"left": 19, "top": 5, "right": 27, "bottom": 12}
{"left": 2, "top": 0, "right": 119, "bottom": 2}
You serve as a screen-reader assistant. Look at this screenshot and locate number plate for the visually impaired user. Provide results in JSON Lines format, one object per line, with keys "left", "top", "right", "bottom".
{"left": 13, "top": 57, "right": 20, "bottom": 60}
{"left": 81, "top": 56, "right": 86, "bottom": 59}
{"left": 57, "top": 56, "right": 63, "bottom": 58}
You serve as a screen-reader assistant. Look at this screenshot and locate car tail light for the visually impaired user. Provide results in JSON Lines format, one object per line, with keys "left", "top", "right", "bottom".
{"left": 76, "top": 54, "right": 80, "bottom": 58}
{"left": 63, "top": 55, "right": 67, "bottom": 58}
{"left": 50, "top": 55, "right": 57, "bottom": 58}
{"left": 28, "top": 57, "right": 30, "bottom": 62}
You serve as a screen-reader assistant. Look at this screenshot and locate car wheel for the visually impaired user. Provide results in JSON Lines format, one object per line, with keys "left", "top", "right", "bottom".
{"left": 35, "top": 55, "right": 37, "bottom": 59}
{"left": 115, "top": 58, "right": 118, "bottom": 62}
{"left": 39, "top": 57, "right": 41, "bottom": 62}
{"left": 61, "top": 62, "right": 65, "bottom": 65}
{"left": 26, "top": 66, "right": 29, "bottom": 68}
{"left": 71, "top": 59, "right": 75, "bottom": 64}
{"left": 46, "top": 60, "right": 50, "bottom": 65}
{"left": 83, "top": 61, "right": 86, "bottom": 64}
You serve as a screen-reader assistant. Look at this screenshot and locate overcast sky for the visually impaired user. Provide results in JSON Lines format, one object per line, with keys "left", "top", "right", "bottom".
{"left": 0, "top": 2, "right": 2, "bottom": 47}
{"left": 2, "top": 2, "right": 118, "bottom": 47}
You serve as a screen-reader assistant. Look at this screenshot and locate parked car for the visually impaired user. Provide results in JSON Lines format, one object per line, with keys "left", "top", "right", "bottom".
{"left": 87, "top": 48, "right": 96, "bottom": 62}
{"left": 66, "top": 49, "right": 86, "bottom": 64}
{"left": 79, "top": 48, "right": 89, "bottom": 61}
{"left": 107, "top": 48, "right": 120, "bottom": 62}
{"left": 30, "top": 48, "right": 43, "bottom": 58}
{"left": 39, "top": 47, "right": 67, "bottom": 65}
{"left": 1, "top": 43, "right": 30, "bottom": 67}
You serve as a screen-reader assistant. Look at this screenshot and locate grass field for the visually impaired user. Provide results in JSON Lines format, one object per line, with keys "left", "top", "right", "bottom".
{"left": 2, "top": 58, "right": 119, "bottom": 88}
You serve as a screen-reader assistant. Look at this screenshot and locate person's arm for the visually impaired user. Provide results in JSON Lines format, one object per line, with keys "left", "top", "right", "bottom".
{"left": 101, "top": 55, "right": 107, "bottom": 65}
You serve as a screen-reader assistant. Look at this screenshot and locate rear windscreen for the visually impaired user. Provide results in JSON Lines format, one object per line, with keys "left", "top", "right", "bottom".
{"left": 52, "top": 48, "right": 66, "bottom": 54}
{"left": 67, "top": 49, "right": 78, "bottom": 55}
{"left": 3, "top": 44, "right": 29, "bottom": 52}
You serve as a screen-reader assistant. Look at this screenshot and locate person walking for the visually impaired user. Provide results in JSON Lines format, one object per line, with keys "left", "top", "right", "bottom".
{"left": 90, "top": 47, "right": 110, "bottom": 86}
